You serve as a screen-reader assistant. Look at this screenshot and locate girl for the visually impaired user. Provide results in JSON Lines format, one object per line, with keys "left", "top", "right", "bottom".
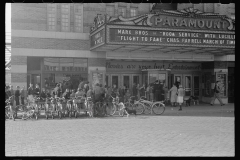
{"left": 177, "top": 85, "right": 185, "bottom": 111}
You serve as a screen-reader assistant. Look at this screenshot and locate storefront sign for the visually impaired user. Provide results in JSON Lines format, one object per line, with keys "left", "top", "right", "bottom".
{"left": 108, "top": 27, "right": 234, "bottom": 48}
{"left": 90, "top": 28, "right": 105, "bottom": 50}
{"left": 106, "top": 61, "right": 201, "bottom": 71}
{"left": 150, "top": 15, "right": 231, "bottom": 31}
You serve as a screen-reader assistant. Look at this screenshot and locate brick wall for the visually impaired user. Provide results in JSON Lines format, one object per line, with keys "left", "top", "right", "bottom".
{"left": 12, "top": 3, "right": 47, "bottom": 31}
{"left": 11, "top": 73, "right": 27, "bottom": 83}
{"left": 11, "top": 56, "right": 27, "bottom": 65}
{"left": 88, "top": 58, "right": 106, "bottom": 67}
{"left": 12, "top": 37, "right": 89, "bottom": 50}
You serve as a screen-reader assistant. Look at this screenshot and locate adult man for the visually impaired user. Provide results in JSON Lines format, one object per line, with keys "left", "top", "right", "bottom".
{"left": 20, "top": 86, "right": 26, "bottom": 105}
{"left": 27, "top": 83, "right": 34, "bottom": 103}
{"left": 132, "top": 83, "right": 138, "bottom": 100}
{"left": 210, "top": 81, "right": 225, "bottom": 106}
{"left": 93, "top": 83, "right": 104, "bottom": 102}
{"left": 34, "top": 84, "right": 40, "bottom": 97}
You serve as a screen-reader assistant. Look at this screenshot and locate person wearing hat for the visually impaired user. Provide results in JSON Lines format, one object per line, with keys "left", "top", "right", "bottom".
{"left": 27, "top": 83, "right": 34, "bottom": 103}
{"left": 210, "top": 81, "right": 225, "bottom": 106}
{"left": 176, "top": 84, "right": 185, "bottom": 111}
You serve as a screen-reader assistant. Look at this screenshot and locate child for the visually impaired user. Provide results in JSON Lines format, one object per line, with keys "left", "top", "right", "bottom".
{"left": 124, "top": 89, "right": 131, "bottom": 103}
{"left": 177, "top": 85, "right": 185, "bottom": 111}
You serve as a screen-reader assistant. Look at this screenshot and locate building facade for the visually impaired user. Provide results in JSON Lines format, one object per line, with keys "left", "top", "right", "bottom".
{"left": 11, "top": 3, "right": 235, "bottom": 103}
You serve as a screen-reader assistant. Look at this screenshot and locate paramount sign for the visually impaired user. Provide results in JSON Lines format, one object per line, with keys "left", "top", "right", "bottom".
{"left": 90, "top": 8, "right": 235, "bottom": 50}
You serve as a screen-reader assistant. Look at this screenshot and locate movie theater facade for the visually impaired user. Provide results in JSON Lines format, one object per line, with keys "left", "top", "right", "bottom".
{"left": 90, "top": 8, "right": 235, "bottom": 104}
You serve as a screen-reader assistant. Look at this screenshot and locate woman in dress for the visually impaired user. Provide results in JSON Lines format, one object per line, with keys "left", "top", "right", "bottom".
{"left": 177, "top": 85, "right": 185, "bottom": 111}
{"left": 168, "top": 84, "right": 178, "bottom": 107}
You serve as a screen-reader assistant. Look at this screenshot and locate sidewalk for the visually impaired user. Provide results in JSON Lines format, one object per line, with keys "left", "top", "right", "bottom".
{"left": 159, "top": 102, "right": 235, "bottom": 117}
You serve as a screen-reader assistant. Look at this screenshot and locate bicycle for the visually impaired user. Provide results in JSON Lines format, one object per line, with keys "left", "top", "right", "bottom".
{"left": 123, "top": 96, "right": 145, "bottom": 115}
{"left": 45, "top": 97, "right": 58, "bottom": 119}
{"left": 73, "top": 96, "right": 88, "bottom": 118}
{"left": 138, "top": 96, "right": 165, "bottom": 115}
{"left": 21, "top": 96, "right": 41, "bottom": 120}
{"left": 93, "top": 98, "right": 106, "bottom": 117}
{"left": 108, "top": 95, "right": 129, "bottom": 117}
{"left": 55, "top": 97, "right": 67, "bottom": 119}
{"left": 66, "top": 98, "right": 74, "bottom": 118}
{"left": 84, "top": 97, "right": 94, "bottom": 117}
{"left": 5, "top": 96, "right": 14, "bottom": 120}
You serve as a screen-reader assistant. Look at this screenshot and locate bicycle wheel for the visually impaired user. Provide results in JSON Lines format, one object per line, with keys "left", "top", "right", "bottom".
{"left": 143, "top": 103, "right": 151, "bottom": 115}
{"left": 108, "top": 104, "right": 116, "bottom": 116}
{"left": 95, "top": 102, "right": 104, "bottom": 117}
{"left": 5, "top": 107, "right": 11, "bottom": 119}
{"left": 152, "top": 103, "right": 165, "bottom": 115}
{"left": 105, "top": 103, "right": 114, "bottom": 116}
{"left": 124, "top": 102, "right": 133, "bottom": 110}
{"left": 133, "top": 103, "right": 144, "bottom": 115}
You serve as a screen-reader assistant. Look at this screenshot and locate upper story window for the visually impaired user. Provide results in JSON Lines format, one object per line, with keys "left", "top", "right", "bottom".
{"left": 118, "top": 7, "right": 126, "bottom": 17}
{"left": 130, "top": 8, "right": 137, "bottom": 17}
{"left": 61, "top": 14, "right": 69, "bottom": 31}
{"left": 106, "top": 6, "right": 114, "bottom": 17}
{"left": 74, "top": 4, "right": 83, "bottom": 33}
{"left": 49, "top": 3, "right": 56, "bottom": 12}
{"left": 47, "top": 4, "right": 56, "bottom": 31}
{"left": 75, "top": 15, "right": 82, "bottom": 32}
{"left": 61, "top": 4, "right": 70, "bottom": 32}
{"left": 75, "top": 5, "right": 82, "bottom": 13}
{"left": 61, "top": 3, "right": 70, "bottom": 13}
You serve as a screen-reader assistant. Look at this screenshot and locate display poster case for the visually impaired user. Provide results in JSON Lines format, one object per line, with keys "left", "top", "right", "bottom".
{"left": 216, "top": 73, "right": 227, "bottom": 97}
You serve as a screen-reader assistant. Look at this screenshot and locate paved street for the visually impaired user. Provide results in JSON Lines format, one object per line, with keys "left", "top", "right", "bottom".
{"left": 5, "top": 103, "right": 234, "bottom": 157}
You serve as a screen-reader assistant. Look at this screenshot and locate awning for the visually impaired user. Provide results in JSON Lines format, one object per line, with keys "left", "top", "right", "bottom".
{"left": 89, "top": 8, "right": 235, "bottom": 56}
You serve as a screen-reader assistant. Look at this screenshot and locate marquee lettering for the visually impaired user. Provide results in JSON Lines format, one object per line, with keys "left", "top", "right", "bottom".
{"left": 154, "top": 16, "right": 227, "bottom": 30}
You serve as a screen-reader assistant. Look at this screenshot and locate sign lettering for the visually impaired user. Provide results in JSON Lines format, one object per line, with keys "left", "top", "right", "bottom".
{"left": 90, "top": 28, "right": 105, "bottom": 49}
{"left": 109, "top": 28, "right": 235, "bottom": 47}
{"left": 106, "top": 61, "right": 202, "bottom": 71}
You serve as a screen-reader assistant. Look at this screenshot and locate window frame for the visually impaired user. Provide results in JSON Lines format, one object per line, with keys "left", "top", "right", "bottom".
{"left": 118, "top": 7, "right": 126, "bottom": 17}
{"left": 47, "top": 4, "right": 57, "bottom": 31}
{"left": 130, "top": 8, "right": 137, "bottom": 17}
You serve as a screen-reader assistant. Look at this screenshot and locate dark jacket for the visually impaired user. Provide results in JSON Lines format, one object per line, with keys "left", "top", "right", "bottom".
{"left": 132, "top": 85, "right": 137, "bottom": 96}
{"left": 28, "top": 87, "right": 34, "bottom": 95}
{"left": 40, "top": 91, "right": 47, "bottom": 99}
{"left": 34, "top": 88, "right": 40, "bottom": 96}
{"left": 139, "top": 87, "right": 146, "bottom": 97}
{"left": 62, "top": 91, "right": 71, "bottom": 99}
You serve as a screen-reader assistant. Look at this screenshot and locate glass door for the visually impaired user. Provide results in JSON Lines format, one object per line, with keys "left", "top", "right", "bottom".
{"left": 184, "top": 75, "right": 192, "bottom": 96}
{"left": 193, "top": 75, "right": 200, "bottom": 97}
{"left": 149, "top": 73, "right": 158, "bottom": 85}
{"left": 31, "top": 74, "right": 41, "bottom": 89}
{"left": 174, "top": 74, "right": 182, "bottom": 86}
{"left": 132, "top": 74, "right": 141, "bottom": 86}
{"left": 122, "top": 74, "right": 130, "bottom": 90}
{"left": 111, "top": 75, "right": 120, "bottom": 88}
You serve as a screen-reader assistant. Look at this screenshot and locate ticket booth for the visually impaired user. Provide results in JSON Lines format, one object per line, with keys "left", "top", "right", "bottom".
{"left": 142, "top": 69, "right": 171, "bottom": 86}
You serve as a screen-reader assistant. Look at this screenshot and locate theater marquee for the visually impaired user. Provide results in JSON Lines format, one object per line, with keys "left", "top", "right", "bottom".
{"left": 106, "top": 26, "right": 235, "bottom": 48}
{"left": 90, "top": 7, "right": 235, "bottom": 50}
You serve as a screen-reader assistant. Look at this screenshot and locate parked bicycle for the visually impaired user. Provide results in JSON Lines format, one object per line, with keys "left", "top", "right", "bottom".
{"left": 21, "top": 96, "right": 41, "bottom": 120}
{"left": 73, "top": 96, "right": 88, "bottom": 118}
{"left": 138, "top": 96, "right": 165, "bottom": 115}
{"left": 108, "top": 95, "right": 129, "bottom": 117}
{"left": 123, "top": 96, "right": 145, "bottom": 115}
{"left": 5, "top": 96, "right": 14, "bottom": 120}
{"left": 85, "top": 96, "right": 94, "bottom": 117}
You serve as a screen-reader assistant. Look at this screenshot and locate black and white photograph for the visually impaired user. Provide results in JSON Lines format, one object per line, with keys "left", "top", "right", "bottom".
{"left": 5, "top": 2, "right": 234, "bottom": 157}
